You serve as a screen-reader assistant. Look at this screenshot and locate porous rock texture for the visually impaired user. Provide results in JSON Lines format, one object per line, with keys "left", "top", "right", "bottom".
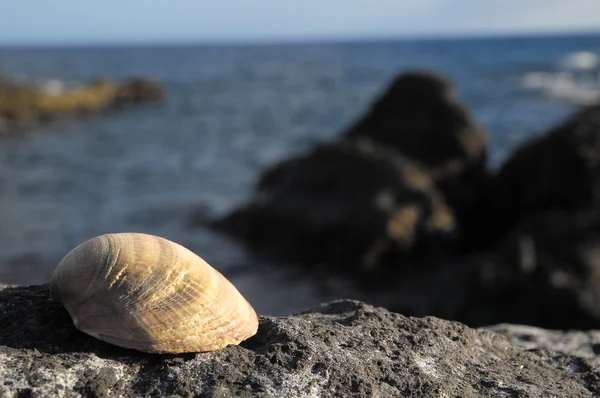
{"left": 487, "top": 323, "right": 600, "bottom": 364}
{"left": 1, "top": 284, "right": 600, "bottom": 397}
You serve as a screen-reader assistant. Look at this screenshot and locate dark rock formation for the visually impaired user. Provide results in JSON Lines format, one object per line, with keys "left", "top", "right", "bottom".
{"left": 1, "top": 284, "right": 600, "bottom": 397}
{"left": 468, "top": 208, "right": 600, "bottom": 329}
{"left": 207, "top": 73, "right": 600, "bottom": 330}
{"left": 113, "top": 77, "right": 165, "bottom": 108}
{"left": 0, "top": 115, "right": 6, "bottom": 134}
{"left": 395, "top": 207, "right": 600, "bottom": 330}
{"left": 382, "top": 246, "right": 600, "bottom": 330}
{"left": 214, "top": 140, "right": 456, "bottom": 274}
{"left": 203, "top": 69, "right": 600, "bottom": 332}
{"left": 499, "top": 104, "right": 600, "bottom": 211}
{"left": 398, "top": 106, "right": 600, "bottom": 329}
{"left": 465, "top": 104, "right": 600, "bottom": 247}
{"left": 342, "top": 71, "right": 489, "bottom": 217}
{"left": 212, "top": 71, "right": 489, "bottom": 273}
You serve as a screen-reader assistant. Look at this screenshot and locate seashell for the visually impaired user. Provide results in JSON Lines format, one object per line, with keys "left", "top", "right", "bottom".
{"left": 50, "top": 233, "right": 258, "bottom": 354}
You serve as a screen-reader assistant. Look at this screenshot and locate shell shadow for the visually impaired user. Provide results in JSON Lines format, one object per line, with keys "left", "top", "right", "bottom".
{"left": 0, "top": 284, "right": 136, "bottom": 357}
{"left": 0, "top": 284, "right": 265, "bottom": 363}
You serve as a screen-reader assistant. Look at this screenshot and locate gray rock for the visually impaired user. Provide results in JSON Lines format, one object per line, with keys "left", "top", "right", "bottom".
{"left": 465, "top": 103, "right": 600, "bottom": 248}
{"left": 1, "top": 284, "right": 599, "bottom": 397}
{"left": 212, "top": 140, "right": 457, "bottom": 274}
{"left": 489, "top": 323, "right": 600, "bottom": 364}
{"left": 342, "top": 71, "right": 489, "bottom": 220}
{"left": 211, "top": 71, "right": 489, "bottom": 276}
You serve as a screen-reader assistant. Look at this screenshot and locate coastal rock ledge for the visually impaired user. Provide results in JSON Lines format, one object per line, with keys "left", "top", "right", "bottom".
{"left": 1, "top": 285, "right": 600, "bottom": 397}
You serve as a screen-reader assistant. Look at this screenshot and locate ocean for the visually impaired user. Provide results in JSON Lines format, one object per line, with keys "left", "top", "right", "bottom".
{"left": 1, "top": 33, "right": 599, "bottom": 315}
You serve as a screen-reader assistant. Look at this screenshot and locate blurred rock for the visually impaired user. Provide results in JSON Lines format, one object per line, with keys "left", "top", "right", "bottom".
{"left": 213, "top": 71, "right": 491, "bottom": 274}
{"left": 392, "top": 207, "right": 600, "bottom": 329}
{"left": 210, "top": 73, "right": 600, "bottom": 330}
{"left": 431, "top": 104, "right": 600, "bottom": 328}
{"left": 0, "top": 115, "right": 6, "bottom": 134}
{"left": 472, "top": 209, "right": 600, "bottom": 329}
{"left": 395, "top": 105, "right": 600, "bottom": 329}
{"left": 113, "top": 76, "right": 165, "bottom": 108}
{"left": 1, "top": 285, "right": 599, "bottom": 397}
{"left": 0, "top": 81, "right": 40, "bottom": 125}
{"left": 0, "top": 75, "right": 165, "bottom": 134}
{"left": 342, "top": 71, "right": 489, "bottom": 218}
{"left": 466, "top": 104, "right": 600, "bottom": 247}
{"left": 213, "top": 139, "right": 456, "bottom": 274}
{"left": 383, "top": 212, "right": 600, "bottom": 328}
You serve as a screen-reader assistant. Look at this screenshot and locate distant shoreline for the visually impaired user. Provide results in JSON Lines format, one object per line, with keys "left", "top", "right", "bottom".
{"left": 1, "top": 28, "right": 599, "bottom": 51}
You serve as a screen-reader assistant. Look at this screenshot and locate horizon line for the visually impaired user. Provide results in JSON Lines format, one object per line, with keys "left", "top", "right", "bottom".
{"left": 1, "top": 27, "right": 599, "bottom": 49}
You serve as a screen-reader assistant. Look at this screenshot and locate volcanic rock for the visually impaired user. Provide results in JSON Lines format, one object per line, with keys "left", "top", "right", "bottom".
{"left": 1, "top": 284, "right": 599, "bottom": 397}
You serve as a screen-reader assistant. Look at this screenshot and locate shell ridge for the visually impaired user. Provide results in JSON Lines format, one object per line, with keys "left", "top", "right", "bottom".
{"left": 108, "top": 263, "right": 128, "bottom": 289}
{"left": 119, "top": 236, "right": 178, "bottom": 311}
{"left": 135, "top": 269, "right": 185, "bottom": 310}
{"left": 77, "top": 238, "right": 105, "bottom": 306}
{"left": 104, "top": 238, "right": 122, "bottom": 286}
{"left": 57, "top": 235, "right": 114, "bottom": 308}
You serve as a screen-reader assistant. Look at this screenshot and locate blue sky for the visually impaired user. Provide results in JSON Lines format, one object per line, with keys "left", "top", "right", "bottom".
{"left": 1, "top": 0, "right": 599, "bottom": 45}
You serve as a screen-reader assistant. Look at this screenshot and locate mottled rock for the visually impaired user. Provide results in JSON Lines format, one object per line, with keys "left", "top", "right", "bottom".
{"left": 212, "top": 71, "right": 490, "bottom": 274}
{"left": 0, "top": 115, "right": 6, "bottom": 134}
{"left": 402, "top": 207, "right": 600, "bottom": 330}
{"left": 113, "top": 77, "right": 165, "bottom": 108}
{"left": 1, "top": 284, "right": 600, "bottom": 397}
{"left": 466, "top": 104, "right": 600, "bottom": 247}
{"left": 204, "top": 73, "right": 600, "bottom": 330}
{"left": 0, "top": 75, "right": 165, "bottom": 134}
{"left": 502, "top": 104, "right": 600, "bottom": 210}
{"left": 213, "top": 140, "right": 456, "bottom": 274}
{"left": 472, "top": 209, "right": 600, "bottom": 329}
{"left": 342, "top": 71, "right": 489, "bottom": 217}
{"left": 454, "top": 100, "right": 600, "bottom": 341}
{"left": 489, "top": 323, "right": 600, "bottom": 364}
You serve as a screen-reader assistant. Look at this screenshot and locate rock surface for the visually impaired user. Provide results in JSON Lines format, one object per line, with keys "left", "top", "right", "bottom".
{"left": 212, "top": 71, "right": 488, "bottom": 274}
{"left": 0, "top": 75, "right": 165, "bottom": 134}
{"left": 113, "top": 77, "right": 165, "bottom": 108}
{"left": 214, "top": 140, "right": 456, "bottom": 273}
{"left": 1, "top": 284, "right": 600, "bottom": 397}
{"left": 483, "top": 208, "right": 600, "bottom": 329}
{"left": 466, "top": 104, "right": 600, "bottom": 248}
{"left": 342, "top": 71, "right": 489, "bottom": 218}
{"left": 209, "top": 71, "right": 600, "bottom": 330}
{"left": 488, "top": 323, "right": 600, "bottom": 364}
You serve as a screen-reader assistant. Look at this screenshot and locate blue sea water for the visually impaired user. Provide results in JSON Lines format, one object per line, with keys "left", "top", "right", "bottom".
{"left": 0, "top": 33, "right": 599, "bottom": 314}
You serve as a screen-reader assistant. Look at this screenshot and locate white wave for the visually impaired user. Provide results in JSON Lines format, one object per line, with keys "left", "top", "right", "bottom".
{"left": 521, "top": 51, "right": 600, "bottom": 105}
{"left": 561, "top": 51, "right": 598, "bottom": 70}
{"left": 522, "top": 72, "right": 553, "bottom": 89}
{"left": 544, "top": 75, "right": 600, "bottom": 105}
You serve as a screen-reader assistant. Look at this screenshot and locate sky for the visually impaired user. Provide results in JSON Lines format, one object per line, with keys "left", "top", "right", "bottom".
{"left": 1, "top": 0, "right": 599, "bottom": 45}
